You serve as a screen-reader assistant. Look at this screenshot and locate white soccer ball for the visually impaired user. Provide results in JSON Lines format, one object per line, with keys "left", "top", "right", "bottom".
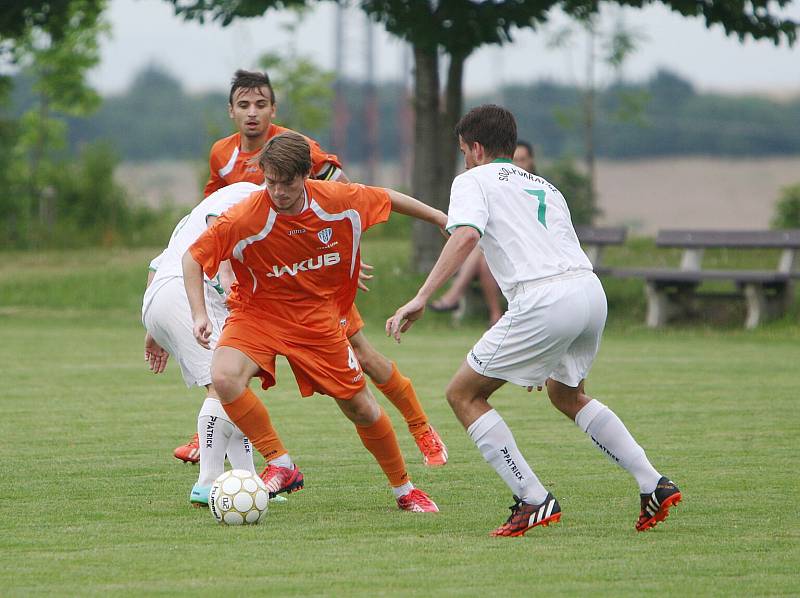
{"left": 209, "top": 469, "right": 269, "bottom": 525}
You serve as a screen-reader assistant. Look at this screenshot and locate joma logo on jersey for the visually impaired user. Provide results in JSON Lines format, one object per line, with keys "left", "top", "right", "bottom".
{"left": 266, "top": 252, "right": 341, "bottom": 278}
{"left": 317, "top": 228, "right": 333, "bottom": 244}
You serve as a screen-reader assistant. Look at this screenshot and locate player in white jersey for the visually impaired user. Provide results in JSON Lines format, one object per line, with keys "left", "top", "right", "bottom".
{"left": 142, "top": 182, "right": 261, "bottom": 507}
{"left": 388, "top": 104, "right": 681, "bottom": 536}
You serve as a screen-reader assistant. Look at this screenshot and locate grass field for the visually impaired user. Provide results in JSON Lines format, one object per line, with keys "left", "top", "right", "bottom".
{"left": 1, "top": 242, "right": 799, "bottom": 596}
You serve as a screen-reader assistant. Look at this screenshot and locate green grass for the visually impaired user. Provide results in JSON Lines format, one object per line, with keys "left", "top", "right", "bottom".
{"left": 1, "top": 242, "right": 799, "bottom": 595}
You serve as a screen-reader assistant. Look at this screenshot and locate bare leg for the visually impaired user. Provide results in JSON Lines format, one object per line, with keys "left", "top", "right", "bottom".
{"left": 432, "top": 246, "right": 483, "bottom": 307}
{"left": 476, "top": 254, "right": 503, "bottom": 325}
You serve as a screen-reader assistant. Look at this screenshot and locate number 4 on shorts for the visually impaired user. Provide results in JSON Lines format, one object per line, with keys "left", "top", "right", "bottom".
{"left": 525, "top": 189, "right": 547, "bottom": 228}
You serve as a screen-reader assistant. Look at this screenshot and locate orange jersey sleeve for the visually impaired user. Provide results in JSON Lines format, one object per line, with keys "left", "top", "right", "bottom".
{"left": 306, "top": 180, "right": 391, "bottom": 231}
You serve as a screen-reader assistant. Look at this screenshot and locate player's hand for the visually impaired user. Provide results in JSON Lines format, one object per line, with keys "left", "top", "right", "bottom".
{"left": 386, "top": 296, "right": 426, "bottom": 342}
{"left": 144, "top": 332, "right": 169, "bottom": 374}
{"left": 192, "top": 314, "right": 213, "bottom": 349}
{"left": 358, "top": 261, "right": 374, "bottom": 292}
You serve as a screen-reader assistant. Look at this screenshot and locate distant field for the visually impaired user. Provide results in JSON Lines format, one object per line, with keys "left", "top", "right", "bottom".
{"left": 1, "top": 244, "right": 799, "bottom": 595}
{"left": 118, "top": 155, "right": 800, "bottom": 234}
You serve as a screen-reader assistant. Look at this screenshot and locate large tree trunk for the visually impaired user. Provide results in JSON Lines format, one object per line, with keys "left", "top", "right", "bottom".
{"left": 410, "top": 47, "right": 467, "bottom": 273}
{"left": 436, "top": 51, "right": 465, "bottom": 216}
{"left": 410, "top": 44, "right": 442, "bottom": 273}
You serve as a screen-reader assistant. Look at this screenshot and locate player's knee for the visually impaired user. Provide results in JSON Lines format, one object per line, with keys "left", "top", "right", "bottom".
{"left": 337, "top": 389, "right": 380, "bottom": 425}
{"left": 545, "top": 381, "right": 579, "bottom": 418}
{"left": 211, "top": 368, "right": 244, "bottom": 402}
{"left": 445, "top": 380, "right": 469, "bottom": 411}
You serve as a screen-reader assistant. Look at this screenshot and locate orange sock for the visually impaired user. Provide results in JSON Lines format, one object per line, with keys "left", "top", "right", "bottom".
{"left": 374, "top": 363, "right": 428, "bottom": 437}
{"left": 222, "top": 388, "right": 286, "bottom": 462}
{"left": 355, "top": 407, "right": 409, "bottom": 487}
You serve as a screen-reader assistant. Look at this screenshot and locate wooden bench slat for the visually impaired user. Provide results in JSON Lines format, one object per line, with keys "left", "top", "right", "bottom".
{"left": 611, "top": 268, "right": 791, "bottom": 284}
{"left": 656, "top": 229, "right": 800, "bottom": 248}
{"left": 575, "top": 226, "right": 627, "bottom": 245}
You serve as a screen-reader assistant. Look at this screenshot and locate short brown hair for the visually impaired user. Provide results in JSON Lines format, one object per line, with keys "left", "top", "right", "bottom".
{"left": 254, "top": 132, "right": 312, "bottom": 179}
{"left": 229, "top": 69, "right": 275, "bottom": 104}
{"left": 455, "top": 104, "right": 517, "bottom": 158}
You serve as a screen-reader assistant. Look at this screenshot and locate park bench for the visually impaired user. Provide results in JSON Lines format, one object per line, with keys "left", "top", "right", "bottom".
{"left": 450, "top": 226, "right": 627, "bottom": 323}
{"left": 574, "top": 225, "right": 628, "bottom": 276}
{"left": 612, "top": 229, "right": 800, "bottom": 329}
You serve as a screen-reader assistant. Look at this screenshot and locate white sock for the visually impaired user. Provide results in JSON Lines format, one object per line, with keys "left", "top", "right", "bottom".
{"left": 467, "top": 409, "right": 549, "bottom": 504}
{"left": 575, "top": 399, "right": 662, "bottom": 493}
{"left": 268, "top": 453, "right": 293, "bottom": 469}
{"left": 226, "top": 428, "right": 256, "bottom": 475}
{"left": 392, "top": 481, "right": 415, "bottom": 499}
{"left": 197, "top": 398, "right": 234, "bottom": 487}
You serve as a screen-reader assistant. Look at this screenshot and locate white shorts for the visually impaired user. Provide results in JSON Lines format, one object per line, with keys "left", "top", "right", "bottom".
{"left": 142, "top": 277, "right": 228, "bottom": 388}
{"left": 467, "top": 271, "right": 607, "bottom": 388}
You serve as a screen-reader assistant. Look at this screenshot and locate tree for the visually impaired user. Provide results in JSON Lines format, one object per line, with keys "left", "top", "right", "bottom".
{"left": 0, "top": 0, "right": 107, "bottom": 246}
{"left": 167, "top": 0, "right": 797, "bottom": 269}
{"left": 258, "top": 12, "right": 335, "bottom": 135}
{"left": 360, "top": 0, "right": 797, "bottom": 269}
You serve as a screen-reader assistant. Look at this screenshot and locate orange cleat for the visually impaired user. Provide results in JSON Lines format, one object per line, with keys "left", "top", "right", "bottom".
{"left": 260, "top": 464, "right": 304, "bottom": 498}
{"left": 636, "top": 477, "right": 682, "bottom": 532}
{"left": 397, "top": 488, "right": 439, "bottom": 512}
{"left": 414, "top": 426, "right": 448, "bottom": 467}
{"left": 174, "top": 433, "right": 200, "bottom": 464}
{"left": 491, "top": 493, "right": 561, "bottom": 537}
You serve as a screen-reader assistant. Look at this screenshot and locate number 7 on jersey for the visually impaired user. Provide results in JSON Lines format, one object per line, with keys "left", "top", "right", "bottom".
{"left": 525, "top": 189, "right": 547, "bottom": 228}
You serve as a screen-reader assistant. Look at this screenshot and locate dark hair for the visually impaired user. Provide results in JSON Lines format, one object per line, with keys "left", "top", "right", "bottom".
{"left": 516, "top": 139, "right": 534, "bottom": 157}
{"left": 254, "top": 132, "right": 312, "bottom": 179}
{"left": 454, "top": 104, "right": 517, "bottom": 158}
{"left": 229, "top": 69, "right": 275, "bottom": 105}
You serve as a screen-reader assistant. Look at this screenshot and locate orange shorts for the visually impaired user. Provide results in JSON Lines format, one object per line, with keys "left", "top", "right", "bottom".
{"left": 342, "top": 304, "right": 365, "bottom": 338}
{"left": 217, "top": 312, "right": 365, "bottom": 399}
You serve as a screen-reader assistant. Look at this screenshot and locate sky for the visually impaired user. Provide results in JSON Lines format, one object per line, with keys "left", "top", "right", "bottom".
{"left": 91, "top": 0, "right": 800, "bottom": 97}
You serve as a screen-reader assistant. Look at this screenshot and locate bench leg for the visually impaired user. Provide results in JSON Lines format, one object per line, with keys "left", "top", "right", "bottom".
{"left": 743, "top": 282, "right": 791, "bottom": 329}
{"left": 645, "top": 281, "right": 669, "bottom": 328}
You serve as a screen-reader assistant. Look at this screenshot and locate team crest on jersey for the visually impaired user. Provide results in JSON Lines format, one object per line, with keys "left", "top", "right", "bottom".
{"left": 317, "top": 228, "right": 333, "bottom": 244}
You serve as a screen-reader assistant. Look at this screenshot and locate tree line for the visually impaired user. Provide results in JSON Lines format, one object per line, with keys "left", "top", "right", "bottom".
{"left": 5, "top": 66, "right": 798, "bottom": 168}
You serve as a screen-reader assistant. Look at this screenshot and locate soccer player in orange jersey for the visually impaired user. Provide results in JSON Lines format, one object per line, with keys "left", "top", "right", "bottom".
{"left": 174, "top": 70, "right": 447, "bottom": 468}
{"left": 182, "top": 132, "right": 444, "bottom": 511}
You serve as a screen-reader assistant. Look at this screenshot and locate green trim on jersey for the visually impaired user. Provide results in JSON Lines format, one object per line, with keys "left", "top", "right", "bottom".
{"left": 492, "top": 158, "right": 513, "bottom": 164}
{"left": 446, "top": 223, "right": 484, "bottom": 237}
{"left": 148, "top": 266, "right": 157, "bottom": 272}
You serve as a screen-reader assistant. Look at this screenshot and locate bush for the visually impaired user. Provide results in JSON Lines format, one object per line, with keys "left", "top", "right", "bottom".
{"left": 771, "top": 183, "right": 800, "bottom": 229}
{"left": 540, "top": 158, "right": 597, "bottom": 225}
{"left": 7, "top": 141, "right": 180, "bottom": 249}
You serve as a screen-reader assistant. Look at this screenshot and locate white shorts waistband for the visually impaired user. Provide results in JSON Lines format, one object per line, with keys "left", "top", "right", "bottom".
{"left": 508, "top": 270, "right": 593, "bottom": 301}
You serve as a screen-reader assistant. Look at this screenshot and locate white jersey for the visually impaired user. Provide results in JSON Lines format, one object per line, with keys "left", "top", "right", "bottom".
{"left": 446, "top": 159, "right": 592, "bottom": 297}
{"left": 142, "top": 182, "right": 262, "bottom": 314}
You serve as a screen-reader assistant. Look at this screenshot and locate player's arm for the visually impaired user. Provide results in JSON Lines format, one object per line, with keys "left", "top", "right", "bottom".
{"left": 386, "top": 226, "right": 480, "bottom": 341}
{"left": 385, "top": 189, "right": 447, "bottom": 229}
{"left": 182, "top": 249, "right": 213, "bottom": 349}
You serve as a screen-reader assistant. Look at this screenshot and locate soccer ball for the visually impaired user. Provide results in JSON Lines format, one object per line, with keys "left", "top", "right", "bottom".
{"left": 209, "top": 469, "right": 269, "bottom": 525}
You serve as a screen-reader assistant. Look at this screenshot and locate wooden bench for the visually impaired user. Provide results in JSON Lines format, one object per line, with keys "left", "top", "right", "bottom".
{"left": 574, "top": 225, "right": 627, "bottom": 275}
{"left": 450, "top": 226, "right": 627, "bottom": 323}
{"left": 612, "top": 229, "right": 800, "bottom": 328}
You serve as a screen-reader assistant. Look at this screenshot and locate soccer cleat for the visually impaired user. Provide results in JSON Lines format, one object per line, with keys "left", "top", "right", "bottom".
{"left": 397, "top": 488, "right": 439, "bottom": 513}
{"left": 190, "top": 484, "right": 210, "bottom": 508}
{"left": 259, "top": 464, "right": 304, "bottom": 498}
{"left": 490, "top": 493, "right": 561, "bottom": 537}
{"left": 174, "top": 433, "right": 200, "bottom": 464}
{"left": 414, "top": 425, "right": 448, "bottom": 467}
{"left": 636, "top": 476, "right": 682, "bottom": 532}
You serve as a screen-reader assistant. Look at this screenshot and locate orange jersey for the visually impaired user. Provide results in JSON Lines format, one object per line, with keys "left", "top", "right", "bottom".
{"left": 204, "top": 125, "right": 343, "bottom": 197}
{"left": 189, "top": 180, "right": 390, "bottom": 342}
